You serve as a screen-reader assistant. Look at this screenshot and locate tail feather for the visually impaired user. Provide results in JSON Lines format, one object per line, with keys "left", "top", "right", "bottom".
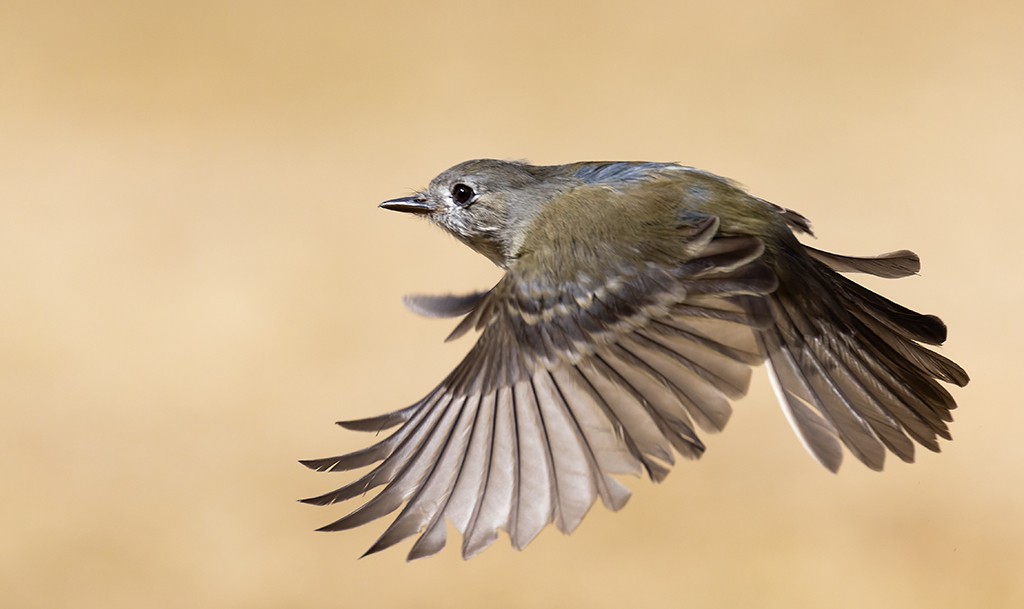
{"left": 804, "top": 246, "right": 921, "bottom": 279}
{"left": 757, "top": 249, "right": 968, "bottom": 470}
{"left": 828, "top": 270, "right": 948, "bottom": 345}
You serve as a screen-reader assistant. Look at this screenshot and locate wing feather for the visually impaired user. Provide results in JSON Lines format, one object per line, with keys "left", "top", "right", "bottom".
{"left": 304, "top": 221, "right": 787, "bottom": 557}
{"left": 509, "top": 379, "right": 556, "bottom": 550}
{"left": 304, "top": 183, "right": 967, "bottom": 558}
{"left": 462, "top": 390, "right": 517, "bottom": 558}
{"left": 756, "top": 246, "right": 966, "bottom": 471}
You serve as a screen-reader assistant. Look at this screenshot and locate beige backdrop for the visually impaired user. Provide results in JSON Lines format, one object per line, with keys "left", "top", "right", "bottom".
{"left": 2, "top": 1, "right": 1020, "bottom": 608}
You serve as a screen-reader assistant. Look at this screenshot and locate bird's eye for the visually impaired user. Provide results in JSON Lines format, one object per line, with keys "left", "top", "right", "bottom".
{"left": 451, "top": 183, "right": 475, "bottom": 206}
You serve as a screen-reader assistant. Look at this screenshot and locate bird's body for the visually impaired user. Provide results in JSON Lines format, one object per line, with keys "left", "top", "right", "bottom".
{"left": 303, "top": 160, "right": 968, "bottom": 560}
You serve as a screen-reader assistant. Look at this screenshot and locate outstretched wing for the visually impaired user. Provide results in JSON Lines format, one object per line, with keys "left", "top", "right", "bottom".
{"left": 757, "top": 244, "right": 970, "bottom": 473}
{"left": 301, "top": 217, "right": 777, "bottom": 560}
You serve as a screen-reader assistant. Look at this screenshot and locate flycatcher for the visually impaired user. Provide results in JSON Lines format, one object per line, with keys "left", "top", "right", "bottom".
{"left": 302, "top": 159, "right": 968, "bottom": 560}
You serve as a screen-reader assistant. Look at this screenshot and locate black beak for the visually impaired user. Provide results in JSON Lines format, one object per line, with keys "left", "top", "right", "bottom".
{"left": 379, "top": 196, "right": 435, "bottom": 215}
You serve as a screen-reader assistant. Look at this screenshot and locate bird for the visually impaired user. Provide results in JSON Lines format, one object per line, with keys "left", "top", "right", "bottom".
{"left": 300, "top": 159, "right": 968, "bottom": 560}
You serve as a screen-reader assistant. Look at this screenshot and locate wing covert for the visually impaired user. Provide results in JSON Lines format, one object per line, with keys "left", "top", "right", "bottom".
{"left": 302, "top": 224, "right": 778, "bottom": 559}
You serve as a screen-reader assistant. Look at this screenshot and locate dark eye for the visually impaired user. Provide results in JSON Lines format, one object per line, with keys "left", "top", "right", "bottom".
{"left": 451, "top": 183, "right": 475, "bottom": 206}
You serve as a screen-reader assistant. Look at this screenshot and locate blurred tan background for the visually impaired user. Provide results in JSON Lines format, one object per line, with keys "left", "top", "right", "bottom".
{"left": 1, "top": 1, "right": 1020, "bottom": 608}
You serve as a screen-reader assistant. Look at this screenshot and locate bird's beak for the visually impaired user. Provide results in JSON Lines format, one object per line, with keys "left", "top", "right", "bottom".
{"left": 379, "top": 196, "right": 435, "bottom": 215}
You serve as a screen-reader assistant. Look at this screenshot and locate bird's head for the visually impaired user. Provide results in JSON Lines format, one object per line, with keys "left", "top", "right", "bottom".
{"left": 380, "top": 159, "right": 570, "bottom": 267}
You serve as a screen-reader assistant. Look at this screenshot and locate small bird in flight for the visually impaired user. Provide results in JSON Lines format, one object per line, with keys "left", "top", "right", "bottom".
{"left": 301, "top": 159, "right": 968, "bottom": 560}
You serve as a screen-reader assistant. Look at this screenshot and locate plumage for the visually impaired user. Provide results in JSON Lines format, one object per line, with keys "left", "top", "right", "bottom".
{"left": 403, "top": 291, "right": 489, "bottom": 319}
{"left": 302, "top": 159, "right": 968, "bottom": 560}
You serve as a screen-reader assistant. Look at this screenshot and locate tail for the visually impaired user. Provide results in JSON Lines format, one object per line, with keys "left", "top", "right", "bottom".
{"left": 756, "top": 247, "right": 969, "bottom": 471}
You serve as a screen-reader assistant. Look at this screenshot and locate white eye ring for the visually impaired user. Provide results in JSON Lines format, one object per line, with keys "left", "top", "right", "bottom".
{"left": 451, "top": 183, "right": 475, "bottom": 206}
